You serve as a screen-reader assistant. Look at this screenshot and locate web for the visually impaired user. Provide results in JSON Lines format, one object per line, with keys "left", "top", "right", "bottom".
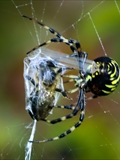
{"left": 0, "top": 0, "right": 120, "bottom": 160}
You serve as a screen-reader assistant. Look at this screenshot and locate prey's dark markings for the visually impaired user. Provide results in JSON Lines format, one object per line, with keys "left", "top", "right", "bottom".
{"left": 23, "top": 15, "right": 120, "bottom": 143}
{"left": 25, "top": 58, "right": 73, "bottom": 121}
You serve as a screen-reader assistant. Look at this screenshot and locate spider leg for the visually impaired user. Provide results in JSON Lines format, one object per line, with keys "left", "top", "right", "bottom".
{"left": 22, "top": 15, "right": 83, "bottom": 59}
{"left": 22, "top": 15, "right": 88, "bottom": 72}
{"left": 67, "top": 88, "right": 79, "bottom": 94}
{"left": 22, "top": 15, "right": 81, "bottom": 54}
{"left": 63, "top": 79, "right": 74, "bottom": 83}
{"left": 55, "top": 77, "right": 80, "bottom": 99}
{"left": 55, "top": 88, "right": 72, "bottom": 100}
{"left": 22, "top": 15, "right": 64, "bottom": 39}
{"left": 53, "top": 66, "right": 74, "bottom": 100}
{"left": 30, "top": 89, "right": 85, "bottom": 143}
{"left": 62, "top": 75, "right": 79, "bottom": 84}
{"left": 25, "top": 37, "right": 78, "bottom": 55}
{"left": 62, "top": 74, "right": 83, "bottom": 94}
{"left": 68, "top": 39, "right": 88, "bottom": 70}
{"left": 30, "top": 120, "right": 82, "bottom": 143}
{"left": 69, "top": 39, "right": 82, "bottom": 53}
{"left": 62, "top": 75, "right": 78, "bottom": 79}
{"left": 42, "top": 89, "right": 84, "bottom": 125}
{"left": 42, "top": 108, "right": 78, "bottom": 124}
{"left": 22, "top": 15, "right": 77, "bottom": 55}
{"left": 55, "top": 105, "right": 75, "bottom": 110}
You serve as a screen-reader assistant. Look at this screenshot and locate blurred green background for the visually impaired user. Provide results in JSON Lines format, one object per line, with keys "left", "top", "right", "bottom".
{"left": 0, "top": 1, "right": 120, "bottom": 159}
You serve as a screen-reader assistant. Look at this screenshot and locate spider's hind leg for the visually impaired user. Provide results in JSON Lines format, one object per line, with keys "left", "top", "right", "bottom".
{"left": 30, "top": 120, "right": 82, "bottom": 143}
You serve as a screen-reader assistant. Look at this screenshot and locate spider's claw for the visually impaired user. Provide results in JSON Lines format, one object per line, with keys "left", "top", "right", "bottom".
{"left": 61, "top": 90, "right": 73, "bottom": 100}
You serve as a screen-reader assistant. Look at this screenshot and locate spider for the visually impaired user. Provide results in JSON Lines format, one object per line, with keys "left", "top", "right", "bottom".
{"left": 22, "top": 15, "right": 120, "bottom": 143}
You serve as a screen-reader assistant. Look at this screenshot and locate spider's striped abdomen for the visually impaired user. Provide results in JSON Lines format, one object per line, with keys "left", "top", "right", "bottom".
{"left": 86, "top": 56, "right": 120, "bottom": 96}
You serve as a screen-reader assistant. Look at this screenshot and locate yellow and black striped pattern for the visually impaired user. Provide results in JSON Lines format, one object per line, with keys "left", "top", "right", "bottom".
{"left": 85, "top": 56, "right": 120, "bottom": 96}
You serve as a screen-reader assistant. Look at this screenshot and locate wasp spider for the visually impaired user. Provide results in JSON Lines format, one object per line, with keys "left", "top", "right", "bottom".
{"left": 23, "top": 15, "right": 120, "bottom": 143}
